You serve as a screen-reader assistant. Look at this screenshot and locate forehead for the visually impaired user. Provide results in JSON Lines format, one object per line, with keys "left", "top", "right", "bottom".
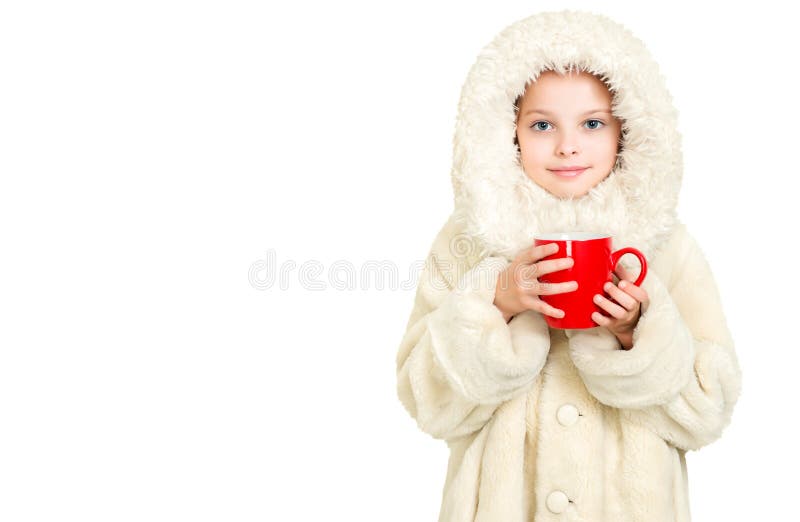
{"left": 519, "top": 70, "right": 613, "bottom": 106}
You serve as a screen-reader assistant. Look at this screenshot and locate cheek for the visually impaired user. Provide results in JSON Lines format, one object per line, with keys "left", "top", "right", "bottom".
{"left": 587, "top": 136, "right": 620, "bottom": 164}
{"left": 518, "top": 138, "right": 549, "bottom": 162}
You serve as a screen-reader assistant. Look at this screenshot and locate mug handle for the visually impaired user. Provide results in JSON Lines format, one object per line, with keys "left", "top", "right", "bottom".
{"left": 610, "top": 247, "right": 648, "bottom": 286}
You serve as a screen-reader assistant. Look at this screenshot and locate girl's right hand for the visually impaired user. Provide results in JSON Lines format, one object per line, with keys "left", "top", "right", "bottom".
{"left": 493, "top": 242, "right": 579, "bottom": 323}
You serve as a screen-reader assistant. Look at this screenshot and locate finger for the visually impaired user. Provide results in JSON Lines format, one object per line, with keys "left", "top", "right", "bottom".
{"left": 591, "top": 311, "right": 611, "bottom": 326}
{"left": 614, "top": 263, "right": 638, "bottom": 283}
{"left": 594, "top": 293, "right": 628, "bottom": 319}
{"left": 528, "top": 280, "right": 579, "bottom": 296}
{"left": 526, "top": 257, "right": 575, "bottom": 278}
{"left": 522, "top": 295, "right": 565, "bottom": 319}
{"left": 602, "top": 281, "right": 637, "bottom": 311}
{"left": 513, "top": 259, "right": 571, "bottom": 288}
{"left": 519, "top": 242, "right": 560, "bottom": 265}
{"left": 617, "top": 279, "right": 648, "bottom": 304}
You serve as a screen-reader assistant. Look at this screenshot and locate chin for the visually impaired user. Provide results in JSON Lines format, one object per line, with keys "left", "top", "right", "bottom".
{"left": 550, "top": 186, "right": 590, "bottom": 200}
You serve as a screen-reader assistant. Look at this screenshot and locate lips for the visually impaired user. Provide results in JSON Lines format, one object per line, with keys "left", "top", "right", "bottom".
{"left": 549, "top": 167, "right": 588, "bottom": 178}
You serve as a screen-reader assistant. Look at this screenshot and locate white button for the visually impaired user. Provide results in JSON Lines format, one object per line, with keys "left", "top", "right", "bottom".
{"left": 546, "top": 490, "right": 570, "bottom": 513}
{"left": 556, "top": 404, "right": 579, "bottom": 426}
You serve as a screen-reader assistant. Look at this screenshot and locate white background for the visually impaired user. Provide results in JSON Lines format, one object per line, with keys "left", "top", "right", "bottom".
{"left": 1, "top": 1, "right": 797, "bottom": 520}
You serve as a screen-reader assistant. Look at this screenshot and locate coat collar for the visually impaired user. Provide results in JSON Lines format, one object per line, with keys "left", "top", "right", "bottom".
{"left": 451, "top": 9, "right": 683, "bottom": 265}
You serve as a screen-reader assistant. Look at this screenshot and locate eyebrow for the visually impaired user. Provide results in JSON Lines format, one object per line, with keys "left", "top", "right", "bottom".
{"left": 522, "top": 108, "right": 612, "bottom": 117}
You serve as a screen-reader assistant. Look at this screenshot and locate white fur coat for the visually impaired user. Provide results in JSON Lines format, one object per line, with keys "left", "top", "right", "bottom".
{"left": 395, "top": 9, "right": 742, "bottom": 522}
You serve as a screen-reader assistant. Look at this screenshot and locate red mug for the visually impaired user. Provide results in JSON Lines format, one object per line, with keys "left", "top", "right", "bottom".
{"left": 533, "top": 233, "right": 647, "bottom": 329}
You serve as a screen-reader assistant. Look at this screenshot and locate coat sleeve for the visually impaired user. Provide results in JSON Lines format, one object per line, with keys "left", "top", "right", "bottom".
{"left": 395, "top": 214, "right": 551, "bottom": 441}
{"left": 565, "top": 225, "right": 742, "bottom": 451}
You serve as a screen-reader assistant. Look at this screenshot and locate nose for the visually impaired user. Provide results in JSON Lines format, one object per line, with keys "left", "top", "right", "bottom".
{"left": 556, "top": 135, "right": 580, "bottom": 156}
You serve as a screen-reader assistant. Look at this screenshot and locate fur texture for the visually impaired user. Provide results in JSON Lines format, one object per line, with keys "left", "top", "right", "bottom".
{"left": 449, "top": 10, "right": 681, "bottom": 264}
{"left": 396, "top": 9, "right": 742, "bottom": 522}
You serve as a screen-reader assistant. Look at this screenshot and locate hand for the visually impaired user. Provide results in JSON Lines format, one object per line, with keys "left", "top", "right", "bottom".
{"left": 494, "top": 242, "right": 579, "bottom": 323}
{"left": 591, "top": 264, "right": 650, "bottom": 350}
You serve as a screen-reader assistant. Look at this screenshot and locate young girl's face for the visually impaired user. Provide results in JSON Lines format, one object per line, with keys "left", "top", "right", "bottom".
{"left": 515, "top": 70, "right": 622, "bottom": 199}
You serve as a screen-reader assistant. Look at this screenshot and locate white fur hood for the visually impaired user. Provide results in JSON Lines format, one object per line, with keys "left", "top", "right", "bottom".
{"left": 450, "top": 9, "right": 682, "bottom": 263}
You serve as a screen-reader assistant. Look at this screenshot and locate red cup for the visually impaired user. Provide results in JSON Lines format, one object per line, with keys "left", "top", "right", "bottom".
{"left": 533, "top": 233, "right": 647, "bottom": 329}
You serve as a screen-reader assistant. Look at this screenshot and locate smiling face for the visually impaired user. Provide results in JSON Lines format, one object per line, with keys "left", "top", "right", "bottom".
{"left": 514, "top": 69, "right": 623, "bottom": 199}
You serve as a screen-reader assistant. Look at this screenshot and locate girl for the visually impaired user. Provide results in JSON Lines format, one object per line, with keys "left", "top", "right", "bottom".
{"left": 395, "top": 9, "right": 742, "bottom": 522}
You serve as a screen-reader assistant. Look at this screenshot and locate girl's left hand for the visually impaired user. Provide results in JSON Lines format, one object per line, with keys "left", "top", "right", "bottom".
{"left": 591, "top": 264, "right": 650, "bottom": 350}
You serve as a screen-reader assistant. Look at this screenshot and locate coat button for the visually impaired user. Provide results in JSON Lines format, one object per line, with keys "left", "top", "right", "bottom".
{"left": 556, "top": 404, "right": 579, "bottom": 426}
{"left": 546, "top": 490, "right": 570, "bottom": 513}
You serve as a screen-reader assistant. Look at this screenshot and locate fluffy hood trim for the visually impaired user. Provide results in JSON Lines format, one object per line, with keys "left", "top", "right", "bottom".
{"left": 450, "top": 9, "right": 683, "bottom": 265}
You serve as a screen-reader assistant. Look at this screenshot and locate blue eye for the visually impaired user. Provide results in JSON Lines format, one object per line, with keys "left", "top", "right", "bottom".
{"left": 529, "top": 119, "right": 606, "bottom": 131}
